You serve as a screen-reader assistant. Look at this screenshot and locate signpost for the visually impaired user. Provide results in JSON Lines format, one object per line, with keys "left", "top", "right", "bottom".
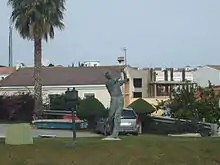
{"left": 65, "top": 88, "right": 78, "bottom": 146}
{"left": 71, "top": 108, "right": 76, "bottom": 144}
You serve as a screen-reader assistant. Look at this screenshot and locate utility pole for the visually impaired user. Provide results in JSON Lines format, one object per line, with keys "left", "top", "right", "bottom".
{"left": 122, "top": 47, "right": 129, "bottom": 107}
{"left": 122, "top": 47, "right": 127, "bottom": 66}
{"left": 9, "top": 20, "right": 13, "bottom": 67}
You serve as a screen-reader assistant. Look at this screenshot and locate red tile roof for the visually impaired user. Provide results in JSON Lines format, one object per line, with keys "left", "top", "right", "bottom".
{"left": 0, "top": 66, "right": 124, "bottom": 86}
{"left": 207, "top": 65, "right": 220, "bottom": 70}
{"left": 0, "top": 67, "right": 15, "bottom": 74}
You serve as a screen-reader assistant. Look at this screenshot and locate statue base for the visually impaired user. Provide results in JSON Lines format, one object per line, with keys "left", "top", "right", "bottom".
{"left": 5, "top": 123, "right": 33, "bottom": 145}
{"left": 102, "top": 137, "right": 121, "bottom": 141}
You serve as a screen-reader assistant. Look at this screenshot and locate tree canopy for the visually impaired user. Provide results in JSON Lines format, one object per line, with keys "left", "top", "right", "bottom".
{"left": 157, "top": 82, "right": 220, "bottom": 124}
{"left": 8, "top": 0, "right": 66, "bottom": 116}
{"left": 8, "top": 0, "right": 65, "bottom": 40}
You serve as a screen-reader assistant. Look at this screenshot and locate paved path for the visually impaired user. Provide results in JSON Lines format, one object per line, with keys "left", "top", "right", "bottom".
{"left": 0, "top": 124, "right": 101, "bottom": 138}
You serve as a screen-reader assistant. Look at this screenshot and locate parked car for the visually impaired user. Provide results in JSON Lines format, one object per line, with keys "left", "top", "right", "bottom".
{"left": 95, "top": 108, "right": 140, "bottom": 136}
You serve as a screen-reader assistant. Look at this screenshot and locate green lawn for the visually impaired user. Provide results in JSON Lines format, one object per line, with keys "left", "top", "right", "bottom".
{"left": 1, "top": 135, "right": 220, "bottom": 165}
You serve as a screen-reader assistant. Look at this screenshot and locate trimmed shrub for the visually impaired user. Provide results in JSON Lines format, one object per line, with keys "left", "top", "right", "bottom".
{"left": 77, "top": 97, "right": 107, "bottom": 129}
{"left": 128, "top": 98, "right": 156, "bottom": 115}
{"left": 49, "top": 94, "right": 81, "bottom": 111}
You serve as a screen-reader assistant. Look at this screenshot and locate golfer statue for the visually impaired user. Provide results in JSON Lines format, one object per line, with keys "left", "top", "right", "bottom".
{"left": 102, "top": 68, "right": 129, "bottom": 140}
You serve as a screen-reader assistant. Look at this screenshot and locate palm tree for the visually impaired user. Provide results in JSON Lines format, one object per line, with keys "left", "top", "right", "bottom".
{"left": 8, "top": 0, "right": 65, "bottom": 118}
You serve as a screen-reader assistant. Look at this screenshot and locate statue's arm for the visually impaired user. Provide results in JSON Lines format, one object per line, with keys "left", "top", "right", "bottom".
{"left": 105, "top": 84, "right": 111, "bottom": 94}
{"left": 118, "top": 70, "right": 129, "bottom": 86}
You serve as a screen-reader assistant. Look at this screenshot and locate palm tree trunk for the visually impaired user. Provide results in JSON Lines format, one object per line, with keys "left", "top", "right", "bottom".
{"left": 34, "top": 38, "right": 43, "bottom": 119}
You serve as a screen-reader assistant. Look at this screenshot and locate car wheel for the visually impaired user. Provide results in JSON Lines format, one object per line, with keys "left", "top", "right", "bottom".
{"left": 200, "top": 129, "right": 210, "bottom": 137}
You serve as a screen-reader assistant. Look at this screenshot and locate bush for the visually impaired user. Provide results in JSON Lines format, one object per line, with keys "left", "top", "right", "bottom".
{"left": 0, "top": 93, "right": 34, "bottom": 123}
{"left": 157, "top": 81, "right": 220, "bottom": 124}
{"left": 77, "top": 97, "right": 107, "bottom": 119}
{"left": 49, "top": 94, "right": 81, "bottom": 111}
{"left": 77, "top": 97, "right": 107, "bottom": 129}
{"left": 49, "top": 94, "right": 67, "bottom": 110}
{"left": 128, "top": 98, "right": 156, "bottom": 115}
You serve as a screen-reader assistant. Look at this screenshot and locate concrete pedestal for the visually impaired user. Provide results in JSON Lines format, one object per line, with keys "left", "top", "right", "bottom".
{"left": 210, "top": 124, "right": 218, "bottom": 136}
{"left": 5, "top": 123, "right": 33, "bottom": 145}
{"left": 102, "top": 137, "right": 121, "bottom": 140}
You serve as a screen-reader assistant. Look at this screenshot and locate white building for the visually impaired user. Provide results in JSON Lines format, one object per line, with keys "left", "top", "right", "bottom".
{"left": 154, "top": 67, "right": 195, "bottom": 82}
{"left": 0, "top": 66, "right": 123, "bottom": 108}
{"left": 83, "top": 61, "right": 100, "bottom": 67}
{"left": 193, "top": 65, "right": 220, "bottom": 87}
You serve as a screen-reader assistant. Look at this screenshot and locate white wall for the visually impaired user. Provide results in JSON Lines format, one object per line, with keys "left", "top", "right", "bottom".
{"left": 185, "top": 71, "right": 194, "bottom": 82}
{"left": 126, "top": 67, "right": 149, "bottom": 98}
{"left": 173, "top": 72, "right": 182, "bottom": 81}
{"left": 155, "top": 70, "right": 164, "bottom": 81}
{"left": 155, "top": 70, "right": 194, "bottom": 82}
{"left": 0, "top": 85, "right": 111, "bottom": 108}
{"left": 193, "top": 66, "right": 220, "bottom": 87}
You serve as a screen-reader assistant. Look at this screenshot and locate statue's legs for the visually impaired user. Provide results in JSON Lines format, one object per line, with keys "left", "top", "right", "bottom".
{"left": 108, "top": 96, "right": 124, "bottom": 138}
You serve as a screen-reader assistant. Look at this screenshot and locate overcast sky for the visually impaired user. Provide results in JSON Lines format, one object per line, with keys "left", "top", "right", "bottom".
{"left": 1, "top": 0, "right": 220, "bottom": 68}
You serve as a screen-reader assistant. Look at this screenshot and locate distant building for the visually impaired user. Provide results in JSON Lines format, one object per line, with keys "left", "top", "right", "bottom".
{"left": 125, "top": 67, "right": 149, "bottom": 98}
{"left": 153, "top": 67, "right": 195, "bottom": 82}
{"left": 193, "top": 65, "right": 220, "bottom": 87}
{"left": 0, "top": 59, "right": 202, "bottom": 108}
{"left": 83, "top": 61, "right": 100, "bottom": 67}
{"left": 0, "top": 66, "right": 123, "bottom": 108}
{"left": 148, "top": 67, "right": 196, "bottom": 97}
{"left": 125, "top": 66, "right": 196, "bottom": 98}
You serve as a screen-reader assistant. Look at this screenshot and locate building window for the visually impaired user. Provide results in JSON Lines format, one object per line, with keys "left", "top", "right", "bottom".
{"left": 133, "top": 92, "right": 142, "bottom": 98}
{"left": 84, "top": 93, "right": 95, "bottom": 98}
{"left": 133, "top": 78, "right": 142, "bottom": 88}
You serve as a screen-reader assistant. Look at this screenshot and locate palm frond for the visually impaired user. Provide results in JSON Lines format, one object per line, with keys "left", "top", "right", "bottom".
{"left": 8, "top": 0, "right": 65, "bottom": 41}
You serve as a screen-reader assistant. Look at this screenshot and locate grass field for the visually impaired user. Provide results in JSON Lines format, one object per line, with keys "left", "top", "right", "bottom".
{"left": 0, "top": 135, "right": 220, "bottom": 165}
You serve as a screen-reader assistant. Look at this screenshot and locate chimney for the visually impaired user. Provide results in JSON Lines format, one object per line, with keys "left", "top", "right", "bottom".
{"left": 15, "top": 62, "right": 24, "bottom": 70}
{"left": 117, "top": 56, "right": 125, "bottom": 65}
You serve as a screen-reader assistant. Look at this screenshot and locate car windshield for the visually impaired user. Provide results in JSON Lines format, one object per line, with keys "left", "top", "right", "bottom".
{"left": 121, "top": 109, "right": 137, "bottom": 119}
